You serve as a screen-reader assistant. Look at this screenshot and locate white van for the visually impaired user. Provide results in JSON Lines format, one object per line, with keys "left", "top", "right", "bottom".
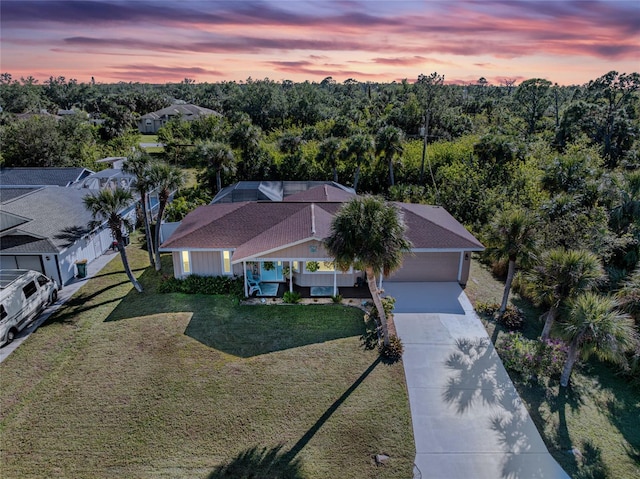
{"left": 0, "top": 270, "right": 58, "bottom": 346}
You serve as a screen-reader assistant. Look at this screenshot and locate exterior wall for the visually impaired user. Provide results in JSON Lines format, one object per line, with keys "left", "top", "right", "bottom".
{"left": 386, "top": 252, "right": 460, "bottom": 282}
{"left": 260, "top": 240, "right": 328, "bottom": 260}
{"left": 459, "top": 252, "right": 472, "bottom": 286}
{"left": 172, "top": 251, "right": 242, "bottom": 278}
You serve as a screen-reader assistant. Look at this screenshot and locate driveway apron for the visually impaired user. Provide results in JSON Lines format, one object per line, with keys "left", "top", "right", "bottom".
{"left": 384, "top": 282, "right": 569, "bottom": 479}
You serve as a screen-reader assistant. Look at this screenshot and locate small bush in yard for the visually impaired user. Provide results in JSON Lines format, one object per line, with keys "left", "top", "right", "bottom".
{"left": 498, "top": 305, "right": 525, "bottom": 330}
{"left": 282, "top": 291, "right": 301, "bottom": 304}
{"left": 498, "top": 332, "right": 568, "bottom": 383}
{"left": 476, "top": 301, "right": 499, "bottom": 317}
{"left": 380, "top": 335, "right": 404, "bottom": 361}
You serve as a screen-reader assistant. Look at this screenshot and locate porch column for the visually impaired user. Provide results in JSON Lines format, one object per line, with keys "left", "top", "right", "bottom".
{"left": 457, "top": 252, "right": 464, "bottom": 283}
{"left": 243, "top": 260, "right": 248, "bottom": 297}
{"left": 333, "top": 267, "right": 337, "bottom": 296}
{"left": 289, "top": 260, "right": 293, "bottom": 292}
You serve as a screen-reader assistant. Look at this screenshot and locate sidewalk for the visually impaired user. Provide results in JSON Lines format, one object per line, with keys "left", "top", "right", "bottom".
{"left": 0, "top": 251, "right": 120, "bottom": 363}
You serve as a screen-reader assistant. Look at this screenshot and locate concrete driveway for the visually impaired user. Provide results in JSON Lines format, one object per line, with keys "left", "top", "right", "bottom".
{"left": 383, "top": 282, "right": 569, "bottom": 479}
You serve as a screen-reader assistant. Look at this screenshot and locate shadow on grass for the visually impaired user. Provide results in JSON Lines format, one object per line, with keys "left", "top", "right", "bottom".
{"left": 106, "top": 267, "right": 365, "bottom": 358}
{"left": 208, "top": 357, "right": 381, "bottom": 478}
{"left": 207, "top": 445, "right": 304, "bottom": 479}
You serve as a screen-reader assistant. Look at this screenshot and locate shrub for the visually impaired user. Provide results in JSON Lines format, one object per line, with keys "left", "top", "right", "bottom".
{"left": 331, "top": 294, "right": 343, "bottom": 304}
{"left": 497, "top": 332, "right": 568, "bottom": 383}
{"left": 498, "top": 305, "right": 525, "bottom": 330}
{"left": 158, "top": 274, "right": 244, "bottom": 297}
{"left": 476, "top": 301, "right": 499, "bottom": 317}
{"left": 380, "top": 335, "right": 404, "bottom": 361}
{"left": 282, "top": 291, "right": 301, "bottom": 304}
{"left": 367, "top": 296, "right": 396, "bottom": 322}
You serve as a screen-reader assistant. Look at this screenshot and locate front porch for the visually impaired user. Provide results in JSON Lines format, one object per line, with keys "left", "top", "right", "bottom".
{"left": 249, "top": 282, "right": 372, "bottom": 300}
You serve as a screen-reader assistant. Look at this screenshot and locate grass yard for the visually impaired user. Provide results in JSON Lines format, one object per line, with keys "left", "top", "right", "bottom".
{"left": 466, "top": 257, "right": 640, "bottom": 479}
{"left": 0, "top": 243, "right": 414, "bottom": 478}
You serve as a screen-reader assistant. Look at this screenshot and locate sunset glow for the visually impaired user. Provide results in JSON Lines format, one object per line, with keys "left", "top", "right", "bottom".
{"left": 1, "top": 0, "right": 639, "bottom": 85}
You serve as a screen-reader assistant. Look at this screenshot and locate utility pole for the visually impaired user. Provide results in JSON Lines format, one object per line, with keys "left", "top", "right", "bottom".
{"left": 419, "top": 109, "right": 430, "bottom": 183}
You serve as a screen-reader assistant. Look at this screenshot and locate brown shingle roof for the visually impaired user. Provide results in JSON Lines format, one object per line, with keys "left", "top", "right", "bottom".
{"left": 397, "top": 203, "right": 483, "bottom": 249}
{"left": 161, "top": 196, "right": 484, "bottom": 256}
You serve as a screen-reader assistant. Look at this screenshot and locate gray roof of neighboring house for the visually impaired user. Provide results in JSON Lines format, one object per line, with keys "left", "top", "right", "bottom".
{"left": 0, "top": 187, "right": 39, "bottom": 203}
{"left": 0, "top": 167, "right": 94, "bottom": 187}
{"left": 212, "top": 181, "right": 355, "bottom": 204}
{"left": 0, "top": 187, "right": 98, "bottom": 254}
{"left": 139, "top": 104, "right": 220, "bottom": 120}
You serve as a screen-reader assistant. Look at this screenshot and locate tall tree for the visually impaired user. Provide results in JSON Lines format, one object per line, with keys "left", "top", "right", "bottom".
{"left": 485, "top": 208, "right": 537, "bottom": 316}
{"left": 149, "top": 163, "right": 185, "bottom": 271}
{"left": 316, "top": 137, "right": 343, "bottom": 182}
{"left": 375, "top": 125, "right": 404, "bottom": 187}
{"left": 195, "top": 140, "right": 235, "bottom": 194}
{"left": 325, "top": 196, "right": 412, "bottom": 347}
{"left": 514, "top": 78, "right": 552, "bottom": 135}
{"left": 123, "top": 150, "right": 155, "bottom": 268}
{"left": 344, "top": 133, "right": 374, "bottom": 192}
{"left": 84, "top": 188, "right": 143, "bottom": 292}
{"left": 559, "top": 292, "right": 638, "bottom": 387}
{"left": 527, "top": 249, "right": 605, "bottom": 340}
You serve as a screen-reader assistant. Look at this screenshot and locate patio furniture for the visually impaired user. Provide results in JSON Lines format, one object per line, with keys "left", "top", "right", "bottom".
{"left": 246, "top": 269, "right": 262, "bottom": 296}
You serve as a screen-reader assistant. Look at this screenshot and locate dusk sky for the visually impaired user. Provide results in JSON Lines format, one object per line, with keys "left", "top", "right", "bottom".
{"left": 1, "top": 0, "right": 639, "bottom": 86}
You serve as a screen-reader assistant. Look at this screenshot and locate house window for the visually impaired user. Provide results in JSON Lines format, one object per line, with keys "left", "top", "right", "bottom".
{"left": 305, "top": 261, "right": 335, "bottom": 273}
{"left": 222, "top": 250, "right": 232, "bottom": 274}
{"left": 181, "top": 251, "right": 191, "bottom": 275}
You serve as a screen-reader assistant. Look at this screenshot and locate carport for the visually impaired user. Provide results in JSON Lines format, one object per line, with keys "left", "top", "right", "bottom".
{"left": 384, "top": 282, "right": 569, "bottom": 479}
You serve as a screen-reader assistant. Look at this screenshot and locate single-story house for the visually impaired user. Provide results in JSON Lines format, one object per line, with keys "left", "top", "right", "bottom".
{"left": 137, "top": 104, "right": 221, "bottom": 134}
{"left": 0, "top": 166, "right": 153, "bottom": 287}
{"left": 0, "top": 186, "right": 136, "bottom": 286}
{"left": 160, "top": 184, "right": 484, "bottom": 297}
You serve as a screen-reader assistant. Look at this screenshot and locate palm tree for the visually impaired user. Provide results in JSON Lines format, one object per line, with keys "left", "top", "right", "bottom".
{"left": 84, "top": 188, "right": 143, "bottom": 292}
{"left": 527, "top": 249, "right": 605, "bottom": 340}
{"left": 316, "top": 137, "right": 342, "bottom": 182}
{"left": 149, "top": 163, "right": 185, "bottom": 271}
{"left": 195, "top": 140, "right": 235, "bottom": 193}
{"left": 375, "top": 125, "right": 404, "bottom": 187}
{"left": 559, "top": 292, "right": 638, "bottom": 387}
{"left": 344, "top": 133, "right": 374, "bottom": 192}
{"left": 616, "top": 267, "right": 640, "bottom": 319}
{"left": 485, "top": 208, "right": 537, "bottom": 317}
{"left": 122, "top": 150, "right": 155, "bottom": 268}
{"left": 325, "top": 196, "right": 412, "bottom": 347}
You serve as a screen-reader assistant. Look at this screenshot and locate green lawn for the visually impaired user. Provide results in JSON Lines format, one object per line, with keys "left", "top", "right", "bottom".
{"left": 0, "top": 244, "right": 414, "bottom": 478}
{"left": 466, "top": 257, "right": 640, "bottom": 479}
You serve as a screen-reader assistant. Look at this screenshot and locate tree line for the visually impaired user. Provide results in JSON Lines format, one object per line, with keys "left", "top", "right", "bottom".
{"left": 1, "top": 70, "right": 639, "bottom": 382}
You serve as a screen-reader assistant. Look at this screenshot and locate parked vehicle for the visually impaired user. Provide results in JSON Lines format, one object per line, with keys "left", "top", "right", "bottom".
{"left": 0, "top": 270, "right": 58, "bottom": 346}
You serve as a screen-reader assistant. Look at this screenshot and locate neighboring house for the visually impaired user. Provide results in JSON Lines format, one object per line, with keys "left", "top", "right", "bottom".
{"left": 0, "top": 187, "right": 135, "bottom": 286}
{"left": 0, "top": 167, "right": 143, "bottom": 287}
{"left": 211, "top": 180, "right": 355, "bottom": 204}
{"left": 0, "top": 167, "right": 94, "bottom": 188}
{"left": 160, "top": 184, "right": 484, "bottom": 297}
{"left": 137, "top": 104, "right": 221, "bottom": 134}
